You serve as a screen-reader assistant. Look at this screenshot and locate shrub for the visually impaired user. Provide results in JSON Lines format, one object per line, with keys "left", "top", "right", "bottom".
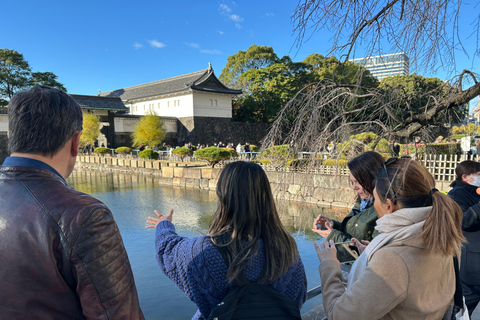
{"left": 250, "top": 144, "right": 259, "bottom": 152}
{"left": 224, "top": 147, "right": 238, "bottom": 158}
{"left": 261, "top": 145, "right": 294, "bottom": 159}
{"left": 172, "top": 146, "right": 193, "bottom": 161}
{"left": 195, "top": 147, "right": 231, "bottom": 167}
{"left": 425, "top": 142, "right": 461, "bottom": 155}
{"left": 115, "top": 146, "right": 132, "bottom": 155}
{"left": 322, "top": 159, "right": 348, "bottom": 168}
{"left": 93, "top": 147, "right": 110, "bottom": 156}
{"left": 139, "top": 149, "right": 159, "bottom": 160}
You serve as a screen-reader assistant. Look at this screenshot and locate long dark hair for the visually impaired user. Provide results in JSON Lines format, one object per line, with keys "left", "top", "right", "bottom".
{"left": 375, "top": 158, "right": 465, "bottom": 256}
{"left": 450, "top": 160, "right": 480, "bottom": 188}
{"left": 207, "top": 161, "right": 298, "bottom": 284}
{"left": 348, "top": 151, "right": 385, "bottom": 202}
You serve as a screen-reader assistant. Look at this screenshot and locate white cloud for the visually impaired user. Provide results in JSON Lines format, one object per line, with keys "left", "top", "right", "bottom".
{"left": 229, "top": 14, "right": 243, "bottom": 22}
{"left": 133, "top": 42, "right": 143, "bottom": 49}
{"left": 219, "top": 3, "right": 243, "bottom": 27}
{"left": 217, "top": 30, "right": 224, "bottom": 35}
{"left": 200, "top": 49, "right": 223, "bottom": 54}
{"left": 219, "top": 3, "right": 231, "bottom": 13}
{"left": 148, "top": 40, "right": 166, "bottom": 48}
{"left": 265, "top": 12, "right": 275, "bottom": 17}
{"left": 184, "top": 42, "right": 200, "bottom": 48}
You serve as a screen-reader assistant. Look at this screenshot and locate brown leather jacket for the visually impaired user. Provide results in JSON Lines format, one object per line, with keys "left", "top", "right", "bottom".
{"left": 0, "top": 166, "right": 144, "bottom": 319}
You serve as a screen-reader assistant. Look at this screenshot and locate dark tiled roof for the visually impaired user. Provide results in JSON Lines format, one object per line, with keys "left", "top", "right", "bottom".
{"left": 0, "top": 109, "right": 7, "bottom": 114}
{"left": 70, "top": 94, "right": 128, "bottom": 111}
{"left": 99, "top": 67, "right": 242, "bottom": 101}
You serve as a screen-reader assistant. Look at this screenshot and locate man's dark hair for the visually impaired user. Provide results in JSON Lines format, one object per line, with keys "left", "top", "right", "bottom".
{"left": 8, "top": 85, "right": 83, "bottom": 157}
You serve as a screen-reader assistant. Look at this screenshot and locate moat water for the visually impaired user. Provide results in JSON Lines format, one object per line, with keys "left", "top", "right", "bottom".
{"left": 67, "top": 170, "right": 349, "bottom": 319}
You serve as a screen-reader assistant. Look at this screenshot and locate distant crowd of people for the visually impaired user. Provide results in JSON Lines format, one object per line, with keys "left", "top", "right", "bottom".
{"left": 2, "top": 85, "right": 477, "bottom": 319}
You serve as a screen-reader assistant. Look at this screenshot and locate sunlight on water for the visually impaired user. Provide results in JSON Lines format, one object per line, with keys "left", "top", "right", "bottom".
{"left": 67, "top": 170, "right": 350, "bottom": 319}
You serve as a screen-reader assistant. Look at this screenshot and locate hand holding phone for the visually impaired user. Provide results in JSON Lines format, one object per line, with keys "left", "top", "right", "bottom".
{"left": 335, "top": 241, "right": 360, "bottom": 264}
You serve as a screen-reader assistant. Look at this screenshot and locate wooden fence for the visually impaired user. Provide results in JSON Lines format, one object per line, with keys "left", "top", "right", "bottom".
{"left": 261, "top": 153, "right": 472, "bottom": 182}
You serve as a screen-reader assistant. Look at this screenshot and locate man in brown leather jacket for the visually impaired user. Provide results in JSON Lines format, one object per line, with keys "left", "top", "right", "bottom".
{"left": 0, "top": 86, "right": 144, "bottom": 319}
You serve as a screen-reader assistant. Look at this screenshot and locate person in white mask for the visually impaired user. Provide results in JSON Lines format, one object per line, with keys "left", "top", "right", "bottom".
{"left": 448, "top": 160, "right": 480, "bottom": 317}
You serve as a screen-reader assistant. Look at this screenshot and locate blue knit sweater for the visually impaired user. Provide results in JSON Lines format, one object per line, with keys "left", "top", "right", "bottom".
{"left": 155, "top": 220, "right": 307, "bottom": 320}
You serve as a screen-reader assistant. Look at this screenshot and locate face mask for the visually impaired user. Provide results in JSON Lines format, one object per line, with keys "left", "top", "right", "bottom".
{"left": 468, "top": 176, "right": 480, "bottom": 187}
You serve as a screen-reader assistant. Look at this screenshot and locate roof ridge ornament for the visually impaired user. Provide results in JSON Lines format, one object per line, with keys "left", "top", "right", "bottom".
{"left": 208, "top": 61, "right": 212, "bottom": 71}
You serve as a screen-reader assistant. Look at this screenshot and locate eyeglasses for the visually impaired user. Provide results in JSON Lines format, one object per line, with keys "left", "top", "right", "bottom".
{"left": 382, "top": 156, "right": 411, "bottom": 200}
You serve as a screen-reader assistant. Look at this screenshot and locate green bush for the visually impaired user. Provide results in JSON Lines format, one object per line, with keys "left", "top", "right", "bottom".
{"left": 93, "top": 147, "right": 110, "bottom": 155}
{"left": 115, "top": 146, "right": 132, "bottom": 155}
{"left": 172, "top": 146, "right": 194, "bottom": 161}
{"left": 139, "top": 149, "right": 159, "bottom": 160}
{"left": 322, "top": 159, "right": 348, "bottom": 168}
{"left": 261, "top": 145, "right": 294, "bottom": 159}
{"left": 250, "top": 144, "right": 259, "bottom": 152}
{"left": 195, "top": 147, "right": 231, "bottom": 167}
{"left": 450, "top": 134, "right": 468, "bottom": 141}
{"left": 224, "top": 147, "right": 238, "bottom": 158}
{"left": 425, "top": 142, "right": 461, "bottom": 155}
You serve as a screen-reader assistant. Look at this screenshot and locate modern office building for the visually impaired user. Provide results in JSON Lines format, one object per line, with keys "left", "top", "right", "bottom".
{"left": 350, "top": 52, "right": 410, "bottom": 81}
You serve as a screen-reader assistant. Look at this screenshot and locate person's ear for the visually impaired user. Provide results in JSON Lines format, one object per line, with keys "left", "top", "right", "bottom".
{"left": 385, "top": 198, "right": 398, "bottom": 214}
{"left": 70, "top": 131, "right": 82, "bottom": 157}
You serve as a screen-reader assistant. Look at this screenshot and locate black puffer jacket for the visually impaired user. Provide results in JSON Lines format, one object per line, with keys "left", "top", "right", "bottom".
{"left": 448, "top": 181, "right": 480, "bottom": 285}
{"left": 0, "top": 166, "right": 144, "bottom": 319}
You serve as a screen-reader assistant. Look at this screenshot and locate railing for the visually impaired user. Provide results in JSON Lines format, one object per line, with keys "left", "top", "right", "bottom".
{"left": 81, "top": 150, "right": 473, "bottom": 182}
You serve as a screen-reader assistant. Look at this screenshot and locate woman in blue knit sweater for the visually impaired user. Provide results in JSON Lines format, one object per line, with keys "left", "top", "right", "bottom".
{"left": 146, "top": 161, "right": 307, "bottom": 319}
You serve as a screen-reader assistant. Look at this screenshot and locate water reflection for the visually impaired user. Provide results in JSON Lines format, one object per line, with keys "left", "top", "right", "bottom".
{"left": 67, "top": 170, "right": 350, "bottom": 319}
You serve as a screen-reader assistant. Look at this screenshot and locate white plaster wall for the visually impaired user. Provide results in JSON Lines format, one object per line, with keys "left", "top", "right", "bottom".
{"left": 128, "top": 94, "right": 194, "bottom": 117}
{"left": 0, "top": 114, "right": 8, "bottom": 132}
{"left": 192, "top": 91, "right": 232, "bottom": 118}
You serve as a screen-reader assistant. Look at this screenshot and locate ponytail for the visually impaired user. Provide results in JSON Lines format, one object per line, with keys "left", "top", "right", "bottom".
{"left": 421, "top": 191, "right": 465, "bottom": 256}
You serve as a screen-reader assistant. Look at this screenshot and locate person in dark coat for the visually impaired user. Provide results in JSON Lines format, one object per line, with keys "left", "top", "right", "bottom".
{"left": 448, "top": 160, "right": 480, "bottom": 316}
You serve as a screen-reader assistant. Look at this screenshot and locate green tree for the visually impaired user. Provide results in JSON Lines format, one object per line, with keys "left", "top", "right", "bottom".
{"left": 194, "top": 147, "right": 231, "bottom": 168}
{"left": 224, "top": 46, "right": 378, "bottom": 123}
{"left": 131, "top": 112, "right": 166, "bottom": 148}
{"left": 0, "top": 49, "right": 66, "bottom": 107}
{"left": 29, "top": 72, "right": 66, "bottom": 92}
{"left": 219, "top": 45, "right": 279, "bottom": 89}
{"left": 80, "top": 113, "right": 100, "bottom": 150}
{"left": 0, "top": 49, "right": 31, "bottom": 106}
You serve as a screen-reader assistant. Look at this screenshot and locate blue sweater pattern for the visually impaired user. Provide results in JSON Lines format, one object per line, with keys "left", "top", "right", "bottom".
{"left": 155, "top": 220, "right": 307, "bottom": 319}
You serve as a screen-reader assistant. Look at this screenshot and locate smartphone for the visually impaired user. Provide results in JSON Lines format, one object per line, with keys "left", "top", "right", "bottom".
{"left": 334, "top": 241, "right": 360, "bottom": 264}
{"left": 316, "top": 223, "right": 327, "bottom": 230}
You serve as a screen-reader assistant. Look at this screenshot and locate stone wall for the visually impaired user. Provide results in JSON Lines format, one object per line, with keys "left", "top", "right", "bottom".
{"left": 76, "top": 155, "right": 356, "bottom": 208}
{"left": 76, "top": 155, "right": 455, "bottom": 208}
{"left": 192, "top": 117, "right": 269, "bottom": 146}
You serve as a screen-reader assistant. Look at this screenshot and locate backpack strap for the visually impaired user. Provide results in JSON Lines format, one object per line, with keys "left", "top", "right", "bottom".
{"left": 216, "top": 243, "right": 268, "bottom": 287}
{"left": 453, "top": 256, "right": 463, "bottom": 309}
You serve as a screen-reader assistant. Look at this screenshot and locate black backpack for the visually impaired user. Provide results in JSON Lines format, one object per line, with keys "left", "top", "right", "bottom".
{"left": 207, "top": 245, "right": 302, "bottom": 320}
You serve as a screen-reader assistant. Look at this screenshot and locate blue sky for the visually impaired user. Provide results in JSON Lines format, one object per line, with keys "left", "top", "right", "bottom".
{"left": 2, "top": 0, "right": 479, "bottom": 108}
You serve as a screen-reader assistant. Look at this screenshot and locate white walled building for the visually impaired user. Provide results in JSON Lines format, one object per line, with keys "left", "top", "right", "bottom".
{"left": 99, "top": 64, "right": 241, "bottom": 118}
{"left": 99, "top": 64, "right": 242, "bottom": 144}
